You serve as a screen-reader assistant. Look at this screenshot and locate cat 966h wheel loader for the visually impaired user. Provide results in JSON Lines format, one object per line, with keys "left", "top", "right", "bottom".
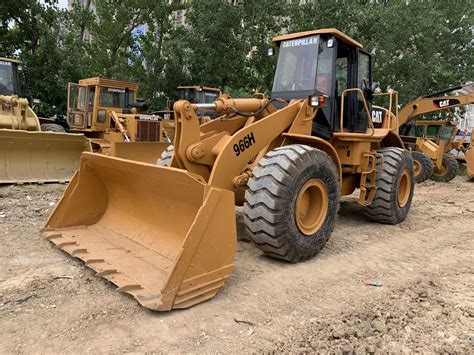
{"left": 42, "top": 28, "right": 414, "bottom": 311}
{"left": 0, "top": 58, "right": 91, "bottom": 184}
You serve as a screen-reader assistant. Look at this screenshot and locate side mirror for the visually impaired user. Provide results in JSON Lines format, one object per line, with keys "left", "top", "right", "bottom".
{"left": 267, "top": 47, "right": 275, "bottom": 56}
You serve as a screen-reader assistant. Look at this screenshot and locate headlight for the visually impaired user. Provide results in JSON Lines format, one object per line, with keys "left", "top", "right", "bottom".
{"left": 309, "top": 95, "right": 326, "bottom": 108}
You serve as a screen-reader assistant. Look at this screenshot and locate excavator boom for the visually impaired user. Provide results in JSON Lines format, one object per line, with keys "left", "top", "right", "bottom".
{"left": 398, "top": 85, "right": 474, "bottom": 127}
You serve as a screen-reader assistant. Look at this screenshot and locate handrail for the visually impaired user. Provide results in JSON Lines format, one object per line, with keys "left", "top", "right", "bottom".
{"left": 373, "top": 90, "right": 399, "bottom": 131}
{"left": 339, "top": 88, "right": 374, "bottom": 136}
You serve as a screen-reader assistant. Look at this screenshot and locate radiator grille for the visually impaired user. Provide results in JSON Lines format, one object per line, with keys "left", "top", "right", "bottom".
{"left": 137, "top": 120, "right": 161, "bottom": 142}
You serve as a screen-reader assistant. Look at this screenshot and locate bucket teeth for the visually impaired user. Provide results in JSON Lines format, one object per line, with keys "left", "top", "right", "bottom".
{"left": 117, "top": 284, "right": 143, "bottom": 292}
{"left": 85, "top": 258, "right": 105, "bottom": 265}
{"left": 95, "top": 269, "right": 118, "bottom": 277}
{"left": 57, "top": 241, "right": 77, "bottom": 248}
{"left": 45, "top": 233, "right": 62, "bottom": 240}
{"left": 72, "top": 248, "right": 88, "bottom": 255}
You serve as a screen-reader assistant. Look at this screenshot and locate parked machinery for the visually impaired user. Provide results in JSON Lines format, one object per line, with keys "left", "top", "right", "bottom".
{"left": 43, "top": 28, "right": 414, "bottom": 311}
{"left": 66, "top": 77, "right": 171, "bottom": 163}
{"left": 0, "top": 57, "right": 91, "bottom": 184}
{"left": 397, "top": 84, "right": 473, "bottom": 182}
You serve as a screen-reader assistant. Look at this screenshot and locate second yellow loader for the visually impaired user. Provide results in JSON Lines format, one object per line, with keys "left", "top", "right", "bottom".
{"left": 0, "top": 57, "right": 91, "bottom": 184}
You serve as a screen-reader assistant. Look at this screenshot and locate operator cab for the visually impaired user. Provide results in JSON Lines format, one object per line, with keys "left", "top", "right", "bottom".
{"left": 67, "top": 77, "right": 137, "bottom": 131}
{"left": 177, "top": 86, "right": 221, "bottom": 104}
{"left": 271, "top": 29, "right": 373, "bottom": 137}
{"left": 0, "top": 58, "right": 21, "bottom": 96}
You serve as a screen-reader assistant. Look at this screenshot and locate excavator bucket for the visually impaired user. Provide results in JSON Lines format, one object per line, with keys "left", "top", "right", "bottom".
{"left": 42, "top": 152, "right": 237, "bottom": 311}
{"left": 0, "top": 129, "right": 92, "bottom": 184}
{"left": 110, "top": 141, "right": 169, "bottom": 164}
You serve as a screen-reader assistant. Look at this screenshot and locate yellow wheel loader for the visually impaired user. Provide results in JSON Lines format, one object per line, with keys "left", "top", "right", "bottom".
{"left": 0, "top": 58, "right": 91, "bottom": 184}
{"left": 396, "top": 84, "right": 474, "bottom": 183}
{"left": 43, "top": 28, "right": 414, "bottom": 311}
{"left": 65, "top": 77, "right": 173, "bottom": 163}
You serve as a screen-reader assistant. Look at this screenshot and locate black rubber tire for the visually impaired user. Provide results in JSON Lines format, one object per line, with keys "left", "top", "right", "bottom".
{"left": 156, "top": 145, "right": 174, "bottom": 166}
{"left": 244, "top": 144, "right": 340, "bottom": 263}
{"left": 364, "top": 147, "right": 415, "bottom": 225}
{"left": 430, "top": 154, "right": 459, "bottom": 182}
{"left": 40, "top": 123, "right": 66, "bottom": 132}
{"left": 412, "top": 151, "right": 434, "bottom": 183}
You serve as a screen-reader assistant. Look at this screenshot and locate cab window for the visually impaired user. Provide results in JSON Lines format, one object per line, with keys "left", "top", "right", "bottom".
{"left": 99, "top": 88, "right": 133, "bottom": 108}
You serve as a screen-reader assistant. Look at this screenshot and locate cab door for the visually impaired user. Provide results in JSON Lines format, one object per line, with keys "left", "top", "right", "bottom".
{"left": 355, "top": 49, "right": 372, "bottom": 132}
{"left": 67, "top": 83, "right": 89, "bottom": 130}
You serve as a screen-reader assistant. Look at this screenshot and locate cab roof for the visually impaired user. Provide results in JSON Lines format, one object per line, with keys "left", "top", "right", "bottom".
{"left": 78, "top": 77, "right": 138, "bottom": 91}
{"left": 272, "top": 28, "right": 363, "bottom": 49}
{"left": 177, "top": 86, "right": 221, "bottom": 93}
{"left": 0, "top": 57, "right": 21, "bottom": 64}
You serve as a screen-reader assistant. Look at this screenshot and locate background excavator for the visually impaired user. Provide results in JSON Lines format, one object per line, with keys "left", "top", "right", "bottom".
{"left": 42, "top": 28, "right": 415, "bottom": 311}
{"left": 0, "top": 57, "right": 91, "bottom": 184}
{"left": 396, "top": 84, "right": 474, "bottom": 182}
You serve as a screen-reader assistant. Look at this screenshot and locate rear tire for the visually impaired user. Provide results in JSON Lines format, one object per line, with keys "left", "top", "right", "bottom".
{"left": 40, "top": 123, "right": 66, "bottom": 132}
{"left": 244, "top": 144, "right": 340, "bottom": 263}
{"left": 364, "top": 147, "right": 414, "bottom": 224}
{"left": 156, "top": 145, "right": 174, "bottom": 166}
{"left": 430, "top": 154, "right": 458, "bottom": 182}
{"left": 412, "top": 151, "right": 434, "bottom": 183}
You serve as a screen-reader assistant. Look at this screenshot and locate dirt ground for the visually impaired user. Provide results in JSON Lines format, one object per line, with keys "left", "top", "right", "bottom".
{"left": 0, "top": 177, "right": 473, "bottom": 353}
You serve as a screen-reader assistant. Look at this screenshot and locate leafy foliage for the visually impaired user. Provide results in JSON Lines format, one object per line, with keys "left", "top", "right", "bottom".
{"left": 0, "top": 0, "right": 472, "bottom": 113}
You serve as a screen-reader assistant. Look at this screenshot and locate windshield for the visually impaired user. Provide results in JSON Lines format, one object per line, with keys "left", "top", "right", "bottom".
{"left": 178, "top": 89, "right": 219, "bottom": 103}
{"left": 198, "top": 91, "right": 219, "bottom": 103}
{"left": 0, "top": 60, "right": 20, "bottom": 95}
{"left": 99, "top": 87, "right": 134, "bottom": 108}
{"left": 178, "top": 89, "right": 197, "bottom": 102}
{"left": 439, "top": 125, "right": 455, "bottom": 140}
{"left": 69, "top": 85, "right": 87, "bottom": 110}
{"left": 272, "top": 35, "right": 319, "bottom": 94}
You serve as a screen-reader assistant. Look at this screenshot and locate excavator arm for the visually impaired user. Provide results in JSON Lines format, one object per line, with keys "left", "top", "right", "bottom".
{"left": 398, "top": 86, "right": 474, "bottom": 127}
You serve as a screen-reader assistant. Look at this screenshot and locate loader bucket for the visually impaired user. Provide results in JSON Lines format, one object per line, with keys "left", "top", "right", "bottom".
{"left": 0, "top": 129, "right": 92, "bottom": 184}
{"left": 42, "top": 152, "right": 237, "bottom": 311}
{"left": 110, "top": 141, "right": 169, "bottom": 164}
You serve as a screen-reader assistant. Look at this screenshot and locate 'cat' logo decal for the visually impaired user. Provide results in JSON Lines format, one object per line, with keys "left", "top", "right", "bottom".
{"left": 433, "top": 99, "right": 460, "bottom": 109}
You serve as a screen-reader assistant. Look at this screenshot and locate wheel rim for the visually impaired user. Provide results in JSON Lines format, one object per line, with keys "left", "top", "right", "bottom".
{"left": 295, "top": 179, "right": 329, "bottom": 236}
{"left": 433, "top": 161, "right": 448, "bottom": 176}
{"left": 397, "top": 169, "right": 411, "bottom": 208}
{"left": 413, "top": 160, "right": 422, "bottom": 177}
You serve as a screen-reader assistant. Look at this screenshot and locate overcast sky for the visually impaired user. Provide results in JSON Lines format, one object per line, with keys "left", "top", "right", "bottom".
{"left": 40, "top": 0, "right": 68, "bottom": 9}
{"left": 58, "top": 0, "right": 68, "bottom": 8}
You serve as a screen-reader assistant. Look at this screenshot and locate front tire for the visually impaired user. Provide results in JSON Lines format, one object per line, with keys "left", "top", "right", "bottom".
{"left": 244, "top": 144, "right": 340, "bottom": 263}
{"left": 364, "top": 147, "right": 415, "bottom": 224}
{"left": 430, "top": 154, "right": 458, "bottom": 182}
{"left": 412, "top": 151, "right": 434, "bottom": 183}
